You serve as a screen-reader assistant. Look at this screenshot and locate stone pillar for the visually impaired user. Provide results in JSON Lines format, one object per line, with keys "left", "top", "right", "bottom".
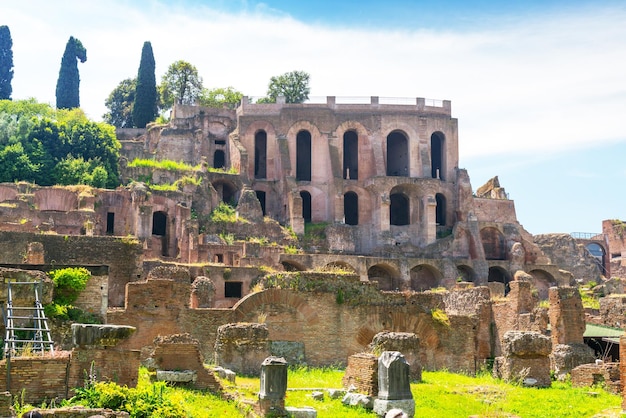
{"left": 373, "top": 351, "right": 415, "bottom": 418}
{"left": 380, "top": 194, "right": 390, "bottom": 232}
{"left": 214, "top": 323, "right": 270, "bottom": 376}
{"left": 549, "top": 286, "right": 585, "bottom": 346}
{"left": 493, "top": 331, "right": 552, "bottom": 387}
{"left": 26, "top": 242, "right": 44, "bottom": 264}
{"left": 258, "top": 356, "right": 288, "bottom": 417}
{"left": 370, "top": 332, "right": 421, "bottom": 381}
{"left": 424, "top": 196, "right": 437, "bottom": 245}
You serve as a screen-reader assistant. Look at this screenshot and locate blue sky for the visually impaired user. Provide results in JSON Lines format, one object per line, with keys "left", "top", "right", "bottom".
{"left": 3, "top": 0, "right": 626, "bottom": 235}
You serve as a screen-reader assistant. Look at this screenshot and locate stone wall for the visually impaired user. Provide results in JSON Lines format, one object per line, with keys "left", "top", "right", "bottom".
{"left": 0, "top": 232, "right": 142, "bottom": 307}
{"left": 549, "top": 286, "right": 585, "bottom": 346}
{"left": 571, "top": 362, "right": 621, "bottom": 394}
{"left": 534, "top": 233, "right": 602, "bottom": 283}
{"left": 0, "top": 354, "right": 71, "bottom": 403}
{"left": 599, "top": 295, "right": 626, "bottom": 329}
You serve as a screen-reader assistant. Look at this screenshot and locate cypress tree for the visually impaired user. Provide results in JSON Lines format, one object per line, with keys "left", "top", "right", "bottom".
{"left": 0, "top": 25, "right": 14, "bottom": 100}
{"left": 55, "top": 36, "right": 87, "bottom": 109}
{"left": 132, "top": 41, "right": 157, "bottom": 128}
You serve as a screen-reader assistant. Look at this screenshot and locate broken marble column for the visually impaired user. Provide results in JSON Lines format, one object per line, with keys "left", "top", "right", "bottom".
{"left": 373, "top": 351, "right": 415, "bottom": 418}
{"left": 258, "top": 356, "right": 288, "bottom": 417}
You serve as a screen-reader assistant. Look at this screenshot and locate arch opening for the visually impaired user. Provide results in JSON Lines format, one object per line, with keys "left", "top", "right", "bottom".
{"left": 296, "top": 130, "right": 312, "bottom": 181}
{"left": 368, "top": 264, "right": 400, "bottom": 291}
{"left": 390, "top": 193, "right": 409, "bottom": 226}
{"left": 344, "top": 191, "right": 359, "bottom": 225}
{"left": 410, "top": 264, "right": 442, "bottom": 291}
{"left": 255, "top": 190, "right": 266, "bottom": 216}
{"left": 343, "top": 130, "right": 358, "bottom": 180}
{"left": 300, "top": 191, "right": 312, "bottom": 223}
{"left": 456, "top": 265, "right": 476, "bottom": 282}
{"left": 254, "top": 130, "right": 267, "bottom": 179}
{"left": 436, "top": 193, "right": 446, "bottom": 226}
{"left": 386, "top": 131, "right": 408, "bottom": 177}
{"left": 213, "top": 150, "right": 225, "bottom": 169}
{"left": 488, "top": 267, "right": 511, "bottom": 294}
{"left": 481, "top": 227, "right": 507, "bottom": 260}
{"left": 152, "top": 211, "right": 168, "bottom": 257}
{"left": 529, "top": 269, "right": 556, "bottom": 300}
{"left": 431, "top": 132, "right": 445, "bottom": 180}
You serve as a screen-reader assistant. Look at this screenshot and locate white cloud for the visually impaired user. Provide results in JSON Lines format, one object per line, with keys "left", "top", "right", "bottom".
{"left": 3, "top": 0, "right": 626, "bottom": 160}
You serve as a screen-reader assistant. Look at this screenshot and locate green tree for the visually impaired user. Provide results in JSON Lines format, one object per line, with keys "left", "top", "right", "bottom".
{"left": 199, "top": 86, "right": 243, "bottom": 109}
{"left": 103, "top": 78, "right": 136, "bottom": 128}
{"left": 132, "top": 41, "right": 157, "bottom": 128}
{"left": 159, "top": 60, "right": 203, "bottom": 111}
{"left": 0, "top": 26, "right": 14, "bottom": 100}
{"left": 55, "top": 36, "right": 87, "bottom": 109}
{"left": 263, "top": 70, "right": 310, "bottom": 104}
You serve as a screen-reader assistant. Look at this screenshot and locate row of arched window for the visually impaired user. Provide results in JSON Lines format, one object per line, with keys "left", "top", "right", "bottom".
{"left": 251, "top": 129, "right": 446, "bottom": 181}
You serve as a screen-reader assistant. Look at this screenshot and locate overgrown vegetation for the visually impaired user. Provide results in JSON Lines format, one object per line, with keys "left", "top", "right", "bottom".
{"left": 127, "top": 158, "right": 201, "bottom": 172}
{"left": 209, "top": 202, "right": 248, "bottom": 224}
{"left": 579, "top": 285, "right": 600, "bottom": 310}
{"left": 44, "top": 267, "right": 99, "bottom": 323}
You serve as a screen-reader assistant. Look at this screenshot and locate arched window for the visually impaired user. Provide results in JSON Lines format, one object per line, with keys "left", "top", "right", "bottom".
{"left": 152, "top": 211, "right": 167, "bottom": 236}
{"left": 344, "top": 192, "right": 358, "bottom": 225}
{"left": 300, "top": 191, "right": 312, "bottom": 223}
{"left": 386, "top": 131, "right": 408, "bottom": 177}
{"left": 431, "top": 132, "right": 445, "bottom": 180}
{"left": 254, "top": 130, "right": 267, "bottom": 179}
{"left": 255, "top": 190, "right": 266, "bottom": 216}
{"left": 410, "top": 265, "right": 442, "bottom": 291}
{"left": 296, "top": 130, "right": 311, "bottom": 181}
{"left": 213, "top": 150, "right": 225, "bottom": 169}
{"left": 435, "top": 193, "right": 446, "bottom": 226}
{"left": 390, "top": 193, "right": 409, "bottom": 226}
{"left": 343, "top": 130, "right": 358, "bottom": 179}
{"left": 481, "top": 227, "right": 507, "bottom": 260}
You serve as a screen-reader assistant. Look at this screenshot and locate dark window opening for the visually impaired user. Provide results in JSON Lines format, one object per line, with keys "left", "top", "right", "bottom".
{"left": 215, "top": 182, "right": 237, "bottom": 205}
{"left": 386, "top": 131, "right": 408, "bottom": 176}
{"left": 214, "top": 254, "right": 224, "bottom": 263}
{"left": 390, "top": 193, "right": 409, "bottom": 226}
{"left": 225, "top": 282, "right": 243, "bottom": 298}
{"left": 344, "top": 192, "right": 358, "bottom": 225}
{"left": 152, "top": 211, "right": 167, "bottom": 236}
{"left": 431, "top": 132, "right": 444, "bottom": 180}
{"left": 256, "top": 190, "right": 267, "bottom": 216}
{"left": 368, "top": 265, "right": 399, "bottom": 291}
{"left": 300, "top": 191, "right": 312, "bottom": 223}
{"left": 213, "top": 150, "right": 225, "bottom": 169}
{"left": 215, "top": 140, "right": 226, "bottom": 145}
{"left": 106, "top": 212, "right": 115, "bottom": 235}
{"left": 435, "top": 193, "right": 446, "bottom": 226}
{"left": 488, "top": 267, "right": 511, "bottom": 295}
{"left": 343, "top": 130, "right": 358, "bottom": 180}
{"left": 296, "top": 130, "right": 312, "bottom": 181}
{"left": 255, "top": 130, "right": 267, "bottom": 179}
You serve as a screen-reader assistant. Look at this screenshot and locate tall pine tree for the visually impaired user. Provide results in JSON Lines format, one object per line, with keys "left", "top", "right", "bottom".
{"left": 0, "top": 25, "right": 14, "bottom": 100}
{"left": 55, "top": 36, "right": 87, "bottom": 109}
{"left": 132, "top": 41, "right": 157, "bottom": 128}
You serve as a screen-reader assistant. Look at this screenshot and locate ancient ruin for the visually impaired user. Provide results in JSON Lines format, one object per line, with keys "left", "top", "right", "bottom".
{"left": 0, "top": 97, "right": 622, "bottom": 410}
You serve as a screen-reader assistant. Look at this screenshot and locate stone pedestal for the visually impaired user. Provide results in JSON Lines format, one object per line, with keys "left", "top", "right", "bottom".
{"left": 373, "top": 399, "right": 415, "bottom": 418}
{"left": 376, "top": 351, "right": 414, "bottom": 417}
{"left": 258, "top": 356, "right": 288, "bottom": 417}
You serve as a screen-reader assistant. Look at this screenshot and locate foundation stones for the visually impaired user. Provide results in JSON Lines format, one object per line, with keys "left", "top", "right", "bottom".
{"left": 493, "top": 331, "right": 552, "bottom": 387}
{"left": 214, "top": 323, "right": 270, "bottom": 375}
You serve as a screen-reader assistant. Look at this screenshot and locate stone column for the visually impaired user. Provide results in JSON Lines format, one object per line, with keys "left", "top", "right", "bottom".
{"left": 373, "top": 351, "right": 415, "bottom": 418}
{"left": 380, "top": 193, "right": 390, "bottom": 232}
{"left": 258, "top": 356, "right": 288, "bottom": 417}
{"left": 423, "top": 196, "right": 437, "bottom": 245}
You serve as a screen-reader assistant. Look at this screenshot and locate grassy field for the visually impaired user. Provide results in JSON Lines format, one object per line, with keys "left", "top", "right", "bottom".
{"left": 25, "top": 367, "right": 621, "bottom": 417}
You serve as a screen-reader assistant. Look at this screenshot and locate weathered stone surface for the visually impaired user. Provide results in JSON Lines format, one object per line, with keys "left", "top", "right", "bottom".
{"left": 146, "top": 265, "right": 191, "bottom": 283}
{"left": 285, "top": 406, "right": 317, "bottom": 418}
{"left": 259, "top": 356, "right": 288, "bottom": 400}
{"left": 373, "top": 399, "right": 415, "bottom": 418}
{"left": 599, "top": 295, "right": 626, "bottom": 329}
{"left": 327, "top": 389, "right": 346, "bottom": 399}
{"left": 72, "top": 324, "right": 136, "bottom": 348}
{"left": 533, "top": 233, "right": 602, "bottom": 284}
{"left": 190, "top": 276, "right": 215, "bottom": 308}
{"left": 342, "top": 393, "right": 374, "bottom": 409}
{"left": 156, "top": 370, "right": 196, "bottom": 383}
{"left": 501, "top": 331, "right": 551, "bottom": 357}
{"left": 378, "top": 351, "right": 412, "bottom": 401}
{"left": 310, "top": 391, "right": 324, "bottom": 400}
{"left": 236, "top": 187, "right": 264, "bottom": 223}
{"left": 215, "top": 323, "right": 270, "bottom": 376}
{"left": 549, "top": 286, "right": 586, "bottom": 345}
{"left": 370, "top": 332, "right": 421, "bottom": 381}
{"left": 342, "top": 353, "right": 378, "bottom": 396}
{"left": 571, "top": 362, "right": 621, "bottom": 394}
{"left": 551, "top": 343, "right": 596, "bottom": 380}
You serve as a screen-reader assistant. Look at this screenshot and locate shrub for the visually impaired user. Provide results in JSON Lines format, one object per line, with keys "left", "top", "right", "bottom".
{"left": 49, "top": 267, "right": 91, "bottom": 305}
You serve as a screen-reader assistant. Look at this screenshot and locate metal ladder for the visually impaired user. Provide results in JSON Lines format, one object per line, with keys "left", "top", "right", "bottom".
{"left": 2, "top": 279, "right": 54, "bottom": 358}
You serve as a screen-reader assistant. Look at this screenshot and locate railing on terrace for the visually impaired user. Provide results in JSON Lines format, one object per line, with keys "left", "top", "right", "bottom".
{"left": 244, "top": 96, "right": 446, "bottom": 107}
{"left": 571, "top": 232, "right": 603, "bottom": 240}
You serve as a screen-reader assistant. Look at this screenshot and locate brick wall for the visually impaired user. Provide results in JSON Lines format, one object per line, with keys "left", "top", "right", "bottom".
{"left": 0, "top": 354, "right": 70, "bottom": 403}
{"left": 342, "top": 353, "right": 378, "bottom": 396}
{"left": 153, "top": 343, "right": 222, "bottom": 392}
{"left": 549, "top": 286, "right": 585, "bottom": 345}
{"left": 68, "top": 348, "right": 140, "bottom": 393}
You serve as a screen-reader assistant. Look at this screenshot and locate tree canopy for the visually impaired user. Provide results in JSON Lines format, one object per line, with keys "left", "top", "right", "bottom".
{"left": 159, "top": 60, "right": 203, "bottom": 111}
{"left": 104, "top": 78, "right": 136, "bottom": 128}
{"left": 55, "top": 36, "right": 87, "bottom": 110}
{"left": 0, "top": 99, "right": 120, "bottom": 188}
{"left": 262, "top": 70, "right": 310, "bottom": 104}
{"left": 0, "top": 26, "right": 14, "bottom": 100}
{"left": 199, "top": 86, "right": 243, "bottom": 109}
{"left": 132, "top": 41, "right": 157, "bottom": 128}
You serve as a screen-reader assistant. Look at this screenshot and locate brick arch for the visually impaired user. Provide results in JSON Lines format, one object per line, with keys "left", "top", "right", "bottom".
{"left": 286, "top": 121, "right": 330, "bottom": 183}
{"left": 334, "top": 121, "right": 374, "bottom": 180}
{"left": 383, "top": 122, "right": 420, "bottom": 177}
{"left": 296, "top": 186, "right": 327, "bottom": 223}
{"left": 528, "top": 269, "right": 556, "bottom": 300}
{"left": 232, "top": 288, "right": 318, "bottom": 324}
{"left": 343, "top": 185, "right": 372, "bottom": 225}
{"left": 34, "top": 189, "right": 78, "bottom": 211}
{"left": 243, "top": 120, "right": 278, "bottom": 180}
{"left": 409, "top": 263, "right": 443, "bottom": 291}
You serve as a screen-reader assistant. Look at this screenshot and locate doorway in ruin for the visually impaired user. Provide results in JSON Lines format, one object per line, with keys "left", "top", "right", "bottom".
{"left": 368, "top": 264, "right": 400, "bottom": 291}
{"left": 386, "top": 131, "right": 408, "bottom": 176}
{"left": 214, "top": 181, "right": 238, "bottom": 205}
{"left": 296, "top": 130, "right": 312, "bottom": 181}
{"left": 255, "top": 190, "right": 266, "bottom": 216}
{"left": 344, "top": 191, "right": 358, "bottom": 225}
{"left": 300, "top": 191, "right": 312, "bottom": 223}
{"left": 431, "top": 132, "right": 445, "bottom": 180}
{"left": 488, "top": 266, "right": 511, "bottom": 294}
{"left": 481, "top": 227, "right": 507, "bottom": 260}
{"left": 586, "top": 243, "right": 607, "bottom": 275}
{"left": 106, "top": 212, "right": 115, "bottom": 235}
{"left": 435, "top": 193, "right": 446, "bottom": 226}
{"left": 456, "top": 265, "right": 476, "bottom": 282}
{"left": 528, "top": 269, "right": 557, "bottom": 300}
{"left": 343, "top": 130, "right": 358, "bottom": 179}
{"left": 410, "top": 264, "right": 442, "bottom": 291}
{"left": 213, "top": 150, "right": 226, "bottom": 169}
{"left": 390, "top": 192, "right": 409, "bottom": 226}
{"left": 152, "top": 211, "right": 168, "bottom": 257}
{"left": 254, "top": 130, "right": 267, "bottom": 179}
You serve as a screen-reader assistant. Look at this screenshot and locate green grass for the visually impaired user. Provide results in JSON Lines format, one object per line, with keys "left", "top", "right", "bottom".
{"left": 127, "top": 158, "right": 201, "bottom": 171}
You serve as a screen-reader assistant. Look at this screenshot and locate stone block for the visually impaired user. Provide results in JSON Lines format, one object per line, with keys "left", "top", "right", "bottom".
{"left": 373, "top": 399, "right": 415, "bottom": 418}
{"left": 285, "top": 406, "right": 317, "bottom": 418}
{"left": 342, "top": 393, "right": 374, "bottom": 409}
{"left": 501, "top": 331, "right": 551, "bottom": 357}
{"left": 156, "top": 370, "right": 196, "bottom": 383}
{"left": 551, "top": 343, "right": 595, "bottom": 379}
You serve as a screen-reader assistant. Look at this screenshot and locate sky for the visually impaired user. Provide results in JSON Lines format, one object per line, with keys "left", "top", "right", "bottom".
{"left": 3, "top": 0, "right": 626, "bottom": 235}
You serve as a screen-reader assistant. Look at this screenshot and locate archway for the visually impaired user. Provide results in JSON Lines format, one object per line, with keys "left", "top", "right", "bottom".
{"left": 390, "top": 193, "right": 409, "bottom": 226}
{"left": 528, "top": 269, "right": 556, "bottom": 300}
{"left": 386, "top": 131, "right": 408, "bottom": 177}
{"left": 152, "top": 211, "right": 168, "bottom": 257}
{"left": 343, "top": 130, "right": 358, "bottom": 179}
{"left": 488, "top": 266, "right": 512, "bottom": 294}
{"left": 456, "top": 265, "right": 476, "bottom": 282}
{"left": 214, "top": 181, "right": 238, "bottom": 205}
{"left": 586, "top": 243, "right": 607, "bottom": 275}
{"left": 254, "top": 130, "right": 267, "bottom": 179}
{"left": 410, "top": 264, "right": 442, "bottom": 291}
{"left": 368, "top": 264, "right": 400, "bottom": 291}
{"left": 296, "top": 130, "right": 312, "bottom": 181}
{"left": 344, "top": 192, "right": 358, "bottom": 225}
{"left": 281, "top": 261, "right": 306, "bottom": 271}
{"left": 431, "top": 132, "right": 445, "bottom": 180}
{"left": 213, "top": 150, "right": 225, "bottom": 169}
{"left": 435, "top": 193, "right": 446, "bottom": 226}
{"left": 255, "top": 190, "right": 266, "bottom": 216}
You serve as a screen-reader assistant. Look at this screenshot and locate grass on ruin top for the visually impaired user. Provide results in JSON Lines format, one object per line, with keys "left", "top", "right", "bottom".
{"left": 127, "top": 158, "right": 202, "bottom": 171}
